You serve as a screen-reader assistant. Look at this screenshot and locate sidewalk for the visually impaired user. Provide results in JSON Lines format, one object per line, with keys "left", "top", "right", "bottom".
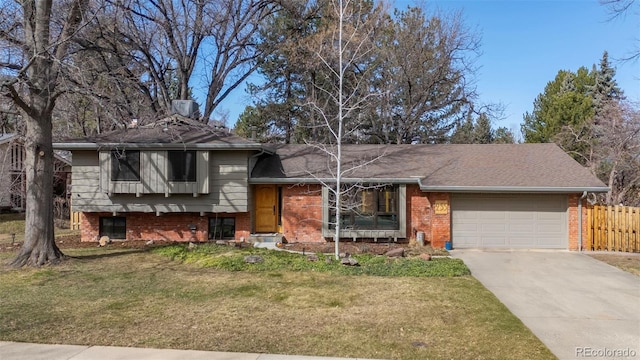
{"left": 0, "top": 342, "right": 381, "bottom": 360}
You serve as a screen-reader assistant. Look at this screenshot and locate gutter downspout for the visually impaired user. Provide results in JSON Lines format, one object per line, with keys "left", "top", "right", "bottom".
{"left": 578, "top": 191, "right": 587, "bottom": 252}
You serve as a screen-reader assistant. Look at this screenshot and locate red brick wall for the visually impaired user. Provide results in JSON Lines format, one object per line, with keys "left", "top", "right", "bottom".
{"left": 281, "top": 184, "right": 324, "bottom": 243}
{"left": 405, "top": 185, "right": 450, "bottom": 248}
{"left": 80, "top": 212, "right": 250, "bottom": 242}
{"left": 407, "top": 184, "right": 431, "bottom": 243}
{"left": 567, "top": 193, "right": 586, "bottom": 251}
{"left": 428, "top": 193, "right": 451, "bottom": 249}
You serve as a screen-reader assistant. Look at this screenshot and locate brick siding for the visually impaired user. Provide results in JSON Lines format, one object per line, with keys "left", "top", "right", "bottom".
{"left": 567, "top": 193, "right": 587, "bottom": 251}
{"left": 281, "top": 184, "right": 324, "bottom": 243}
{"left": 80, "top": 211, "right": 250, "bottom": 242}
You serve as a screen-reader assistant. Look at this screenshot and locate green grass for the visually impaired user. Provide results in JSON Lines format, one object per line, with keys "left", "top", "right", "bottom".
{"left": 0, "top": 245, "right": 554, "bottom": 359}
{"left": 0, "top": 213, "right": 78, "bottom": 246}
{"left": 152, "top": 243, "right": 470, "bottom": 277}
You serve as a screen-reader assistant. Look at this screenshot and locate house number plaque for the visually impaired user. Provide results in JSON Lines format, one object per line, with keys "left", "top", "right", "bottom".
{"left": 433, "top": 200, "right": 449, "bottom": 215}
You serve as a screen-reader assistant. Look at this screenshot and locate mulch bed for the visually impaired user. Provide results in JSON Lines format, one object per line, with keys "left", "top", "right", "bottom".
{"left": 2, "top": 234, "right": 437, "bottom": 256}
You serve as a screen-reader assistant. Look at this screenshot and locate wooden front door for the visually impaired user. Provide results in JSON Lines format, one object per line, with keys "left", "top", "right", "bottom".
{"left": 255, "top": 184, "right": 278, "bottom": 233}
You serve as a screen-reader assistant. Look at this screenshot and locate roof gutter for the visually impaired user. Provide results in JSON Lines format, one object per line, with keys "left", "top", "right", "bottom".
{"left": 53, "top": 143, "right": 272, "bottom": 152}
{"left": 250, "top": 176, "right": 610, "bottom": 193}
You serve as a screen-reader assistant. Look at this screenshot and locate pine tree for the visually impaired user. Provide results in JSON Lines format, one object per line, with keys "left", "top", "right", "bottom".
{"left": 590, "top": 51, "right": 624, "bottom": 118}
{"left": 473, "top": 113, "right": 494, "bottom": 144}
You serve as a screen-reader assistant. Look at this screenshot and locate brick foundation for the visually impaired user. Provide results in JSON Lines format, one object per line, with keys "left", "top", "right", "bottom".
{"left": 406, "top": 185, "right": 450, "bottom": 248}
{"left": 80, "top": 212, "right": 250, "bottom": 242}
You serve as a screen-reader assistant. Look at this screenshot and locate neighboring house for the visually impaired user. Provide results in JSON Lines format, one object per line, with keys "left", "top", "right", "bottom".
{"left": 0, "top": 133, "right": 71, "bottom": 212}
{"left": 54, "top": 118, "right": 608, "bottom": 250}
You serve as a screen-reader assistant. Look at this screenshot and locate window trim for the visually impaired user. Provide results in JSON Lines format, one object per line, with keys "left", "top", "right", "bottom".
{"left": 110, "top": 150, "right": 141, "bottom": 182}
{"left": 322, "top": 184, "right": 406, "bottom": 239}
{"left": 208, "top": 216, "right": 236, "bottom": 240}
{"left": 99, "top": 216, "right": 127, "bottom": 239}
{"left": 167, "top": 150, "right": 197, "bottom": 182}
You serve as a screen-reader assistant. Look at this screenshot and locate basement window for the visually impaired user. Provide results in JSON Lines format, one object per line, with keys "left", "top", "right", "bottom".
{"left": 99, "top": 216, "right": 126, "bottom": 239}
{"left": 209, "top": 217, "right": 235, "bottom": 240}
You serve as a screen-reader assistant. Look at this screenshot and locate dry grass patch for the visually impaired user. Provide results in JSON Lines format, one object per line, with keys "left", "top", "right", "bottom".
{"left": 587, "top": 252, "right": 640, "bottom": 276}
{"left": 0, "top": 248, "right": 553, "bottom": 359}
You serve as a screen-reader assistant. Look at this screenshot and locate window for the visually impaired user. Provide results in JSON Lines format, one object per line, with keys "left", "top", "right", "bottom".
{"left": 99, "top": 216, "right": 126, "bottom": 239}
{"left": 329, "top": 185, "right": 399, "bottom": 230}
{"left": 168, "top": 150, "right": 196, "bottom": 182}
{"left": 111, "top": 150, "right": 140, "bottom": 181}
{"left": 209, "top": 217, "right": 235, "bottom": 240}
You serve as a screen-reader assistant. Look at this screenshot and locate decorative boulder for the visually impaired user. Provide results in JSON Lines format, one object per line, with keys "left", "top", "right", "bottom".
{"left": 419, "top": 253, "right": 432, "bottom": 261}
{"left": 187, "top": 242, "right": 197, "bottom": 250}
{"left": 244, "top": 255, "right": 264, "bottom": 264}
{"left": 385, "top": 248, "right": 405, "bottom": 258}
{"left": 340, "top": 256, "right": 359, "bottom": 266}
{"left": 98, "top": 236, "right": 111, "bottom": 247}
{"left": 306, "top": 254, "right": 320, "bottom": 262}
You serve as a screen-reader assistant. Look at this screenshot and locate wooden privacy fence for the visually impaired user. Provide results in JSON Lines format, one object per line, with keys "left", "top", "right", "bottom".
{"left": 587, "top": 205, "right": 640, "bottom": 253}
{"left": 70, "top": 211, "right": 81, "bottom": 230}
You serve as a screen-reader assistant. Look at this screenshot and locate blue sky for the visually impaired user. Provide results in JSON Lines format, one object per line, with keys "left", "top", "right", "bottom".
{"left": 208, "top": 0, "right": 639, "bottom": 136}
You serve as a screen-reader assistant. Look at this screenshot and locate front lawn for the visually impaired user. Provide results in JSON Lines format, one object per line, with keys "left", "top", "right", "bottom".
{"left": 0, "top": 243, "right": 554, "bottom": 360}
{"left": 588, "top": 252, "right": 640, "bottom": 276}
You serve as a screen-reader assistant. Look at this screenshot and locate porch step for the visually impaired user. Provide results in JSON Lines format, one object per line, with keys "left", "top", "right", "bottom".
{"left": 248, "top": 233, "right": 284, "bottom": 244}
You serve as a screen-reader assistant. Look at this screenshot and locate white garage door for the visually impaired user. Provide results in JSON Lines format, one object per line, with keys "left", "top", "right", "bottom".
{"left": 451, "top": 194, "right": 568, "bottom": 249}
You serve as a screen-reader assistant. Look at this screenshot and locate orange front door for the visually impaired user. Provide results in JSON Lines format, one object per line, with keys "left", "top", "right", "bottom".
{"left": 255, "top": 184, "right": 278, "bottom": 233}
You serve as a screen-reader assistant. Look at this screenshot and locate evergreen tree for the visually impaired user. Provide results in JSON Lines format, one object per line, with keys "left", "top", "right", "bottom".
{"left": 494, "top": 127, "right": 516, "bottom": 144}
{"left": 589, "top": 51, "right": 624, "bottom": 118}
{"left": 450, "top": 116, "right": 475, "bottom": 144}
{"left": 521, "top": 68, "right": 595, "bottom": 143}
{"left": 473, "top": 113, "right": 494, "bottom": 144}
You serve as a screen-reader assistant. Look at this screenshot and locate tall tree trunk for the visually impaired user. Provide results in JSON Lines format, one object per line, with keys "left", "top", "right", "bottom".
{"left": 11, "top": 110, "right": 64, "bottom": 267}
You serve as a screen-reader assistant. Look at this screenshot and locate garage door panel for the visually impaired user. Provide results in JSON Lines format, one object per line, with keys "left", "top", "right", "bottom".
{"left": 452, "top": 194, "right": 568, "bottom": 249}
{"left": 481, "top": 236, "right": 507, "bottom": 247}
{"left": 509, "top": 223, "right": 535, "bottom": 232}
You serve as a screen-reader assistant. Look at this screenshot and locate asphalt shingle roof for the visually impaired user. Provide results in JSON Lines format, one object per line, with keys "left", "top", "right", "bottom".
{"left": 251, "top": 143, "right": 608, "bottom": 192}
{"left": 54, "top": 115, "right": 261, "bottom": 150}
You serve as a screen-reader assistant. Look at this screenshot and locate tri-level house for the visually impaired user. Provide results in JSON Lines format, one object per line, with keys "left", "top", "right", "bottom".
{"left": 56, "top": 115, "right": 263, "bottom": 243}
{"left": 55, "top": 111, "right": 608, "bottom": 250}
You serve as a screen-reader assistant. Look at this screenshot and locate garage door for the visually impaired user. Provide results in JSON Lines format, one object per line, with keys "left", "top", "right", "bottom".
{"left": 451, "top": 194, "right": 568, "bottom": 249}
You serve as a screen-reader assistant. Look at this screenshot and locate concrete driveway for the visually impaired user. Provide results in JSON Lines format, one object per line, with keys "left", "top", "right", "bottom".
{"left": 453, "top": 250, "right": 640, "bottom": 360}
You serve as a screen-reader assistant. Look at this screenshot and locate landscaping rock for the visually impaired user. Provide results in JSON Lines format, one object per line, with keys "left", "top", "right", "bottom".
{"left": 145, "top": 240, "right": 154, "bottom": 246}
{"left": 187, "top": 242, "right": 197, "bottom": 250}
{"left": 244, "top": 255, "right": 264, "bottom": 264}
{"left": 325, "top": 257, "right": 333, "bottom": 263}
{"left": 307, "top": 254, "right": 320, "bottom": 262}
{"left": 98, "top": 236, "right": 111, "bottom": 247}
{"left": 419, "top": 253, "right": 432, "bottom": 261}
{"left": 215, "top": 240, "right": 226, "bottom": 245}
{"left": 341, "top": 256, "right": 359, "bottom": 266}
{"left": 385, "top": 248, "right": 405, "bottom": 258}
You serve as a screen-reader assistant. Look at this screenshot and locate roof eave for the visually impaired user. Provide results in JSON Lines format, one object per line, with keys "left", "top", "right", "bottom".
{"left": 418, "top": 185, "right": 611, "bottom": 193}
{"left": 250, "top": 177, "right": 610, "bottom": 193}
{"left": 53, "top": 142, "right": 269, "bottom": 152}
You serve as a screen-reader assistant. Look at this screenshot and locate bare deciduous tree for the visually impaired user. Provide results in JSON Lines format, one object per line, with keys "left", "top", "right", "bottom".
{"left": 113, "top": 0, "right": 277, "bottom": 121}
{"left": 305, "top": 0, "right": 385, "bottom": 259}
{"left": 0, "top": 0, "right": 96, "bottom": 266}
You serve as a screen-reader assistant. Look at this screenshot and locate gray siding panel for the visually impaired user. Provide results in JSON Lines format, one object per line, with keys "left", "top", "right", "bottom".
{"left": 71, "top": 150, "right": 249, "bottom": 213}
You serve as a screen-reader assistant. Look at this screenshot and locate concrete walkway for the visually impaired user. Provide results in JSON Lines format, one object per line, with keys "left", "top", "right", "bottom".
{"left": 453, "top": 250, "right": 640, "bottom": 360}
{"left": 0, "top": 342, "right": 381, "bottom": 360}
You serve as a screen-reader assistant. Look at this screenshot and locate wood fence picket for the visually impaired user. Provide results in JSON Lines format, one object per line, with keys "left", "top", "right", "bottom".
{"left": 587, "top": 205, "right": 639, "bottom": 252}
